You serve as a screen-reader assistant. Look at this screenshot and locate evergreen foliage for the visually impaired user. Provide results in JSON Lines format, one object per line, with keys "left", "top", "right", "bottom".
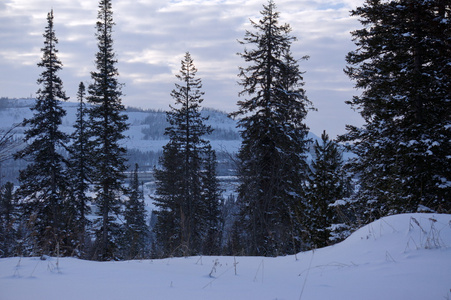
{"left": 221, "top": 194, "right": 243, "bottom": 256}
{"left": 67, "top": 82, "right": 92, "bottom": 257}
{"left": 153, "top": 52, "right": 218, "bottom": 257}
{"left": 153, "top": 143, "right": 184, "bottom": 256}
{"left": 307, "top": 131, "right": 351, "bottom": 248}
{"left": 122, "top": 164, "right": 148, "bottom": 259}
{"left": 341, "top": 0, "right": 451, "bottom": 220}
{"left": 87, "top": 0, "right": 129, "bottom": 261}
{"left": 201, "top": 146, "right": 223, "bottom": 255}
{"left": 231, "top": 0, "right": 313, "bottom": 256}
{"left": 14, "top": 10, "right": 71, "bottom": 256}
{"left": 0, "top": 182, "right": 16, "bottom": 257}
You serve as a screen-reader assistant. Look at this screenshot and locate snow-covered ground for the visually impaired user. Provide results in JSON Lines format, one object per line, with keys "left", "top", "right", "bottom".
{"left": 1, "top": 213, "right": 450, "bottom": 300}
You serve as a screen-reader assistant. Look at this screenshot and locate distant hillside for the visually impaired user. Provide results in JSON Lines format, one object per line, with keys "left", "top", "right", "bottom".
{"left": 0, "top": 98, "right": 242, "bottom": 183}
{"left": 0, "top": 97, "right": 325, "bottom": 184}
{"left": 0, "top": 98, "right": 241, "bottom": 150}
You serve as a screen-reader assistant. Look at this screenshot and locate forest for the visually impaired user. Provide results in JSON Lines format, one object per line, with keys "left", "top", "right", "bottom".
{"left": 0, "top": 0, "right": 449, "bottom": 261}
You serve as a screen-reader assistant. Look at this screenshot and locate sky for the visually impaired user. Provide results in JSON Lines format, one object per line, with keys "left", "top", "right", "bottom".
{"left": 0, "top": 0, "right": 365, "bottom": 138}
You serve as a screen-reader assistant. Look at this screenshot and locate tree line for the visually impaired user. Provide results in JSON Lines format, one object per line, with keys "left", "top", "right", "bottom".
{"left": 0, "top": 0, "right": 449, "bottom": 260}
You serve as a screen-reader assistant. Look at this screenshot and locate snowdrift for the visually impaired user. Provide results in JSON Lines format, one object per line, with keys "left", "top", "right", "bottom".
{"left": 1, "top": 213, "right": 450, "bottom": 300}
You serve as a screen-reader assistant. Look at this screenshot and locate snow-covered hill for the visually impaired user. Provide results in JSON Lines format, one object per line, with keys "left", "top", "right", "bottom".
{"left": 0, "top": 98, "right": 244, "bottom": 182}
{"left": 0, "top": 98, "right": 242, "bottom": 153}
{"left": 1, "top": 213, "right": 450, "bottom": 300}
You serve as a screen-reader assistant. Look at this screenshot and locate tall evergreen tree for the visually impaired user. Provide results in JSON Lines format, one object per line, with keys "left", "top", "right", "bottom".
{"left": 307, "top": 131, "right": 350, "bottom": 248}
{"left": 231, "top": 0, "right": 312, "bottom": 256}
{"left": 152, "top": 143, "right": 184, "bottom": 257}
{"left": 67, "top": 82, "right": 92, "bottom": 257}
{"left": 87, "top": 0, "right": 129, "bottom": 260}
{"left": 14, "top": 10, "right": 70, "bottom": 256}
{"left": 122, "top": 163, "right": 148, "bottom": 260}
{"left": 153, "top": 52, "right": 213, "bottom": 257}
{"left": 341, "top": 0, "right": 451, "bottom": 220}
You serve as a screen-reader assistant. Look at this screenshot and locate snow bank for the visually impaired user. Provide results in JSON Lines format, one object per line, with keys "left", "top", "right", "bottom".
{"left": 1, "top": 213, "right": 450, "bottom": 300}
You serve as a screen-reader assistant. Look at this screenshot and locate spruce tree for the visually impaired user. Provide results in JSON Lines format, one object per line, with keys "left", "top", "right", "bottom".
{"left": 153, "top": 143, "right": 184, "bottom": 257}
{"left": 122, "top": 163, "right": 148, "bottom": 260}
{"left": 153, "top": 52, "right": 213, "bottom": 257}
{"left": 87, "top": 0, "right": 129, "bottom": 260}
{"left": 67, "top": 82, "right": 92, "bottom": 257}
{"left": 307, "top": 131, "right": 350, "bottom": 248}
{"left": 341, "top": 0, "right": 451, "bottom": 220}
{"left": 0, "top": 182, "right": 16, "bottom": 257}
{"left": 201, "top": 146, "right": 223, "bottom": 255}
{"left": 231, "top": 0, "right": 312, "bottom": 256}
{"left": 14, "top": 10, "right": 70, "bottom": 256}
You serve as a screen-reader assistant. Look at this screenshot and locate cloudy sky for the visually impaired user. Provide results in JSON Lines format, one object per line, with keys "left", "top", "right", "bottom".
{"left": 0, "top": 0, "right": 365, "bottom": 138}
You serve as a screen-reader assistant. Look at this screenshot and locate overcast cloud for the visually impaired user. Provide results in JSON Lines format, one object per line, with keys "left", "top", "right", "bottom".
{"left": 0, "top": 0, "right": 364, "bottom": 138}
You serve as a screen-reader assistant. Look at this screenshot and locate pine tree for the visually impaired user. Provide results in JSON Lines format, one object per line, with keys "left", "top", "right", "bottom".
{"left": 122, "top": 163, "right": 148, "bottom": 260}
{"left": 87, "top": 0, "right": 129, "bottom": 260}
{"left": 307, "top": 131, "right": 351, "bottom": 248}
{"left": 153, "top": 52, "right": 213, "bottom": 257}
{"left": 231, "top": 0, "right": 313, "bottom": 256}
{"left": 341, "top": 0, "right": 451, "bottom": 220}
{"left": 14, "top": 10, "right": 70, "bottom": 256}
{"left": 67, "top": 82, "right": 92, "bottom": 257}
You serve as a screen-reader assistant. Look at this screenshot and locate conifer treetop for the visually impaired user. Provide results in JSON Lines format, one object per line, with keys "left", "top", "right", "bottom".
{"left": 36, "top": 9, "right": 68, "bottom": 104}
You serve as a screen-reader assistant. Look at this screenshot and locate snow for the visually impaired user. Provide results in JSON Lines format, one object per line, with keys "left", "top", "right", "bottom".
{"left": 1, "top": 213, "right": 450, "bottom": 300}
{"left": 329, "top": 199, "right": 347, "bottom": 207}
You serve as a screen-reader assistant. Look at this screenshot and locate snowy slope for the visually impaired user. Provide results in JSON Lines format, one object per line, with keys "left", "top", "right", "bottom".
{"left": 1, "top": 213, "right": 450, "bottom": 300}
{"left": 0, "top": 99, "right": 242, "bottom": 153}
